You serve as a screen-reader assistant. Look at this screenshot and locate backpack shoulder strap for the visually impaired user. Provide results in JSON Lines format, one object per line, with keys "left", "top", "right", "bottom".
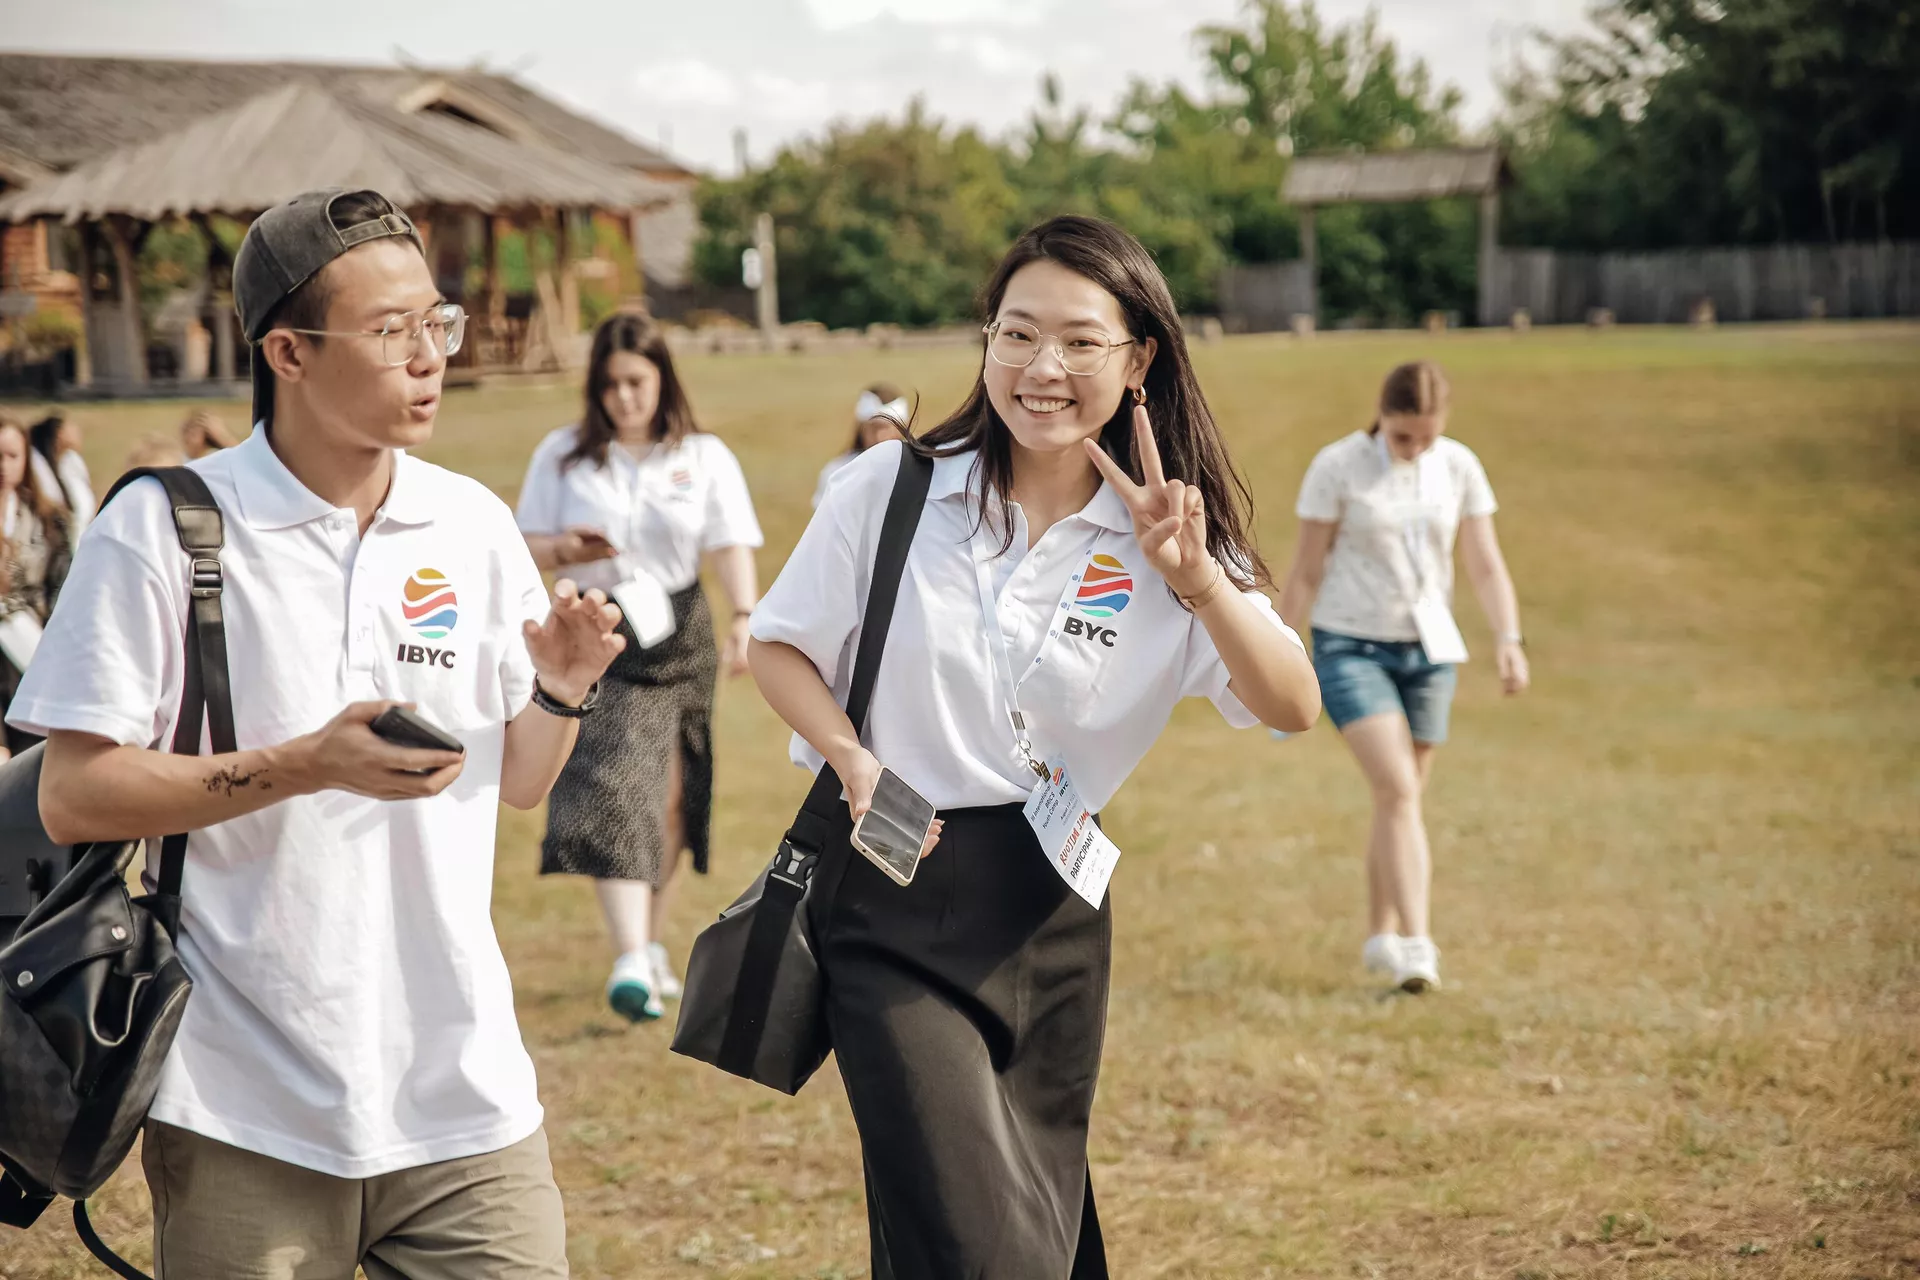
{"left": 98, "top": 467, "right": 235, "bottom": 904}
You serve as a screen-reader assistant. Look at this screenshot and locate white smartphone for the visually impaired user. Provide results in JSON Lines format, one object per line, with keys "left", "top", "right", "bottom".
{"left": 850, "top": 767, "right": 937, "bottom": 887}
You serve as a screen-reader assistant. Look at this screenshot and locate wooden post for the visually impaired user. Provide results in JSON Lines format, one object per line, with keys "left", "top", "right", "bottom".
{"left": 103, "top": 216, "right": 148, "bottom": 388}
{"left": 190, "top": 214, "right": 236, "bottom": 384}
{"left": 753, "top": 211, "right": 779, "bottom": 346}
{"left": 1477, "top": 188, "right": 1500, "bottom": 328}
{"left": 1299, "top": 204, "right": 1318, "bottom": 326}
{"left": 558, "top": 209, "right": 581, "bottom": 350}
{"left": 72, "top": 222, "right": 95, "bottom": 388}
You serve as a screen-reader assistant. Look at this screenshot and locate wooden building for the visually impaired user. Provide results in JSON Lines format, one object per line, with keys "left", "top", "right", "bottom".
{"left": 0, "top": 53, "right": 697, "bottom": 392}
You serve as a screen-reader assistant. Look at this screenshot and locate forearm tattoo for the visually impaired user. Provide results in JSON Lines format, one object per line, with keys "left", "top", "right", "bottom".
{"left": 205, "top": 765, "right": 271, "bottom": 797}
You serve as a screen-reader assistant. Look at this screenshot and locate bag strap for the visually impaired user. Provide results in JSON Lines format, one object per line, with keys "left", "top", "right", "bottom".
{"left": 783, "top": 444, "right": 935, "bottom": 857}
{"left": 98, "top": 467, "right": 236, "bottom": 914}
{"left": 715, "top": 445, "right": 933, "bottom": 1080}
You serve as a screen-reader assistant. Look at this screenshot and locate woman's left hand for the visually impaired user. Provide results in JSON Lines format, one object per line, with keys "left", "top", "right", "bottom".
{"left": 1083, "top": 405, "right": 1215, "bottom": 597}
{"left": 722, "top": 614, "right": 752, "bottom": 677}
{"left": 523, "top": 579, "right": 626, "bottom": 704}
{"left": 1496, "top": 640, "right": 1531, "bottom": 696}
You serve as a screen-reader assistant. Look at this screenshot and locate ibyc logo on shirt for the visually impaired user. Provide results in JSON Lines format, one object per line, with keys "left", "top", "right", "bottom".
{"left": 1062, "top": 554, "right": 1133, "bottom": 649}
{"left": 398, "top": 568, "right": 460, "bottom": 669}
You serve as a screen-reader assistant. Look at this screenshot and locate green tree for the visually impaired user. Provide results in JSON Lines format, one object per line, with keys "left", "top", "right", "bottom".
{"left": 1500, "top": 0, "right": 1920, "bottom": 248}
{"left": 695, "top": 101, "right": 1019, "bottom": 328}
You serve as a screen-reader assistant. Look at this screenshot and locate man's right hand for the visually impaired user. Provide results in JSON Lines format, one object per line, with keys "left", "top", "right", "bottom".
{"left": 284, "top": 702, "right": 466, "bottom": 800}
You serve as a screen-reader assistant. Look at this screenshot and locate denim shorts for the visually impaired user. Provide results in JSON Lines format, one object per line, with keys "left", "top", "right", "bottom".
{"left": 1311, "top": 628, "right": 1458, "bottom": 744}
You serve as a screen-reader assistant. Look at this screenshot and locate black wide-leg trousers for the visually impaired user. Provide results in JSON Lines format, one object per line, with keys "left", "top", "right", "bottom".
{"left": 810, "top": 803, "right": 1112, "bottom": 1279}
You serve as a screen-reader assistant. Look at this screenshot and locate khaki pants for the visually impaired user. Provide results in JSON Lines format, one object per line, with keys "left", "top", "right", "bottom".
{"left": 141, "top": 1121, "right": 569, "bottom": 1280}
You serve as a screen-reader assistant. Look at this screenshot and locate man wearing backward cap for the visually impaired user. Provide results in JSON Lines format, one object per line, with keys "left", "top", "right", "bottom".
{"left": 11, "top": 188, "right": 626, "bottom": 1276}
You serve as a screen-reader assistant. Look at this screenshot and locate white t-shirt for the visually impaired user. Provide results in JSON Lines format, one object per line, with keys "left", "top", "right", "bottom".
{"left": 812, "top": 450, "right": 859, "bottom": 509}
{"left": 1296, "top": 431, "right": 1498, "bottom": 643}
{"left": 515, "top": 427, "right": 763, "bottom": 593}
{"left": 8, "top": 429, "right": 550, "bottom": 1178}
{"left": 751, "top": 441, "right": 1303, "bottom": 814}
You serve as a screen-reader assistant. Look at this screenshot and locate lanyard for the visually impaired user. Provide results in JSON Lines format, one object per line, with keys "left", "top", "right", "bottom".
{"left": 1375, "top": 433, "right": 1435, "bottom": 600}
{"left": 969, "top": 519, "right": 1097, "bottom": 783}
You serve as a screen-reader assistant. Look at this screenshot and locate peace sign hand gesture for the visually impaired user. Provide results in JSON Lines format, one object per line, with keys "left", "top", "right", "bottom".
{"left": 1083, "top": 404, "right": 1218, "bottom": 598}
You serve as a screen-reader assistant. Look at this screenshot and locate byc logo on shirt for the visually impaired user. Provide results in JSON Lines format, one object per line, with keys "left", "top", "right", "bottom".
{"left": 398, "top": 568, "right": 460, "bottom": 669}
{"left": 669, "top": 466, "right": 695, "bottom": 501}
{"left": 1063, "top": 554, "right": 1133, "bottom": 648}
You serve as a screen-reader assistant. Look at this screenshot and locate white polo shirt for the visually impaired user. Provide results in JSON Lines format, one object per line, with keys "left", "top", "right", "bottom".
{"left": 1295, "top": 430, "right": 1498, "bottom": 643}
{"left": 8, "top": 429, "right": 550, "bottom": 1179}
{"left": 515, "top": 426, "right": 763, "bottom": 593}
{"left": 751, "top": 441, "right": 1303, "bottom": 814}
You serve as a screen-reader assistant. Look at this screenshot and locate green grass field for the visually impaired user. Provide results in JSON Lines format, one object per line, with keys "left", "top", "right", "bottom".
{"left": 5, "top": 322, "right": 1918, "bottom": 1279}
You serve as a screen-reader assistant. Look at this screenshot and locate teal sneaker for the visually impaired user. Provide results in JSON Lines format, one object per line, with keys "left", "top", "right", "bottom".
{"left": 607, "top": 955, "right": 664, "bottom": 1023}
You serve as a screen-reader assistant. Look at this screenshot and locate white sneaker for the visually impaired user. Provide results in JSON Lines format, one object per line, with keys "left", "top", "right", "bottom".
{"left": 648, "top": 941, "right": 683, "bottom": 1000}
{"left": 607, "top": 952, "right": 664, "bottom": 1023}
{"left": 1362, "top": 933, "right": 1402, "bottom": 975}
{"left": 1393, "top": 936, "right": 1441, "bottom": 993}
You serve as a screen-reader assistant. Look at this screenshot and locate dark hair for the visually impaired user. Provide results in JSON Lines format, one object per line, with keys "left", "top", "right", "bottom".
{"left": 918, "top": 215, "right": 1270, "bottom": 589}
{"left": 1369, "top": 360, "right": 1449, "bottom": 434}
{"left": 849, "top": 380, "right": 910, "bottom": 454}
{"left": 28, "top": 413, "right": 67, "bottom": 464}
{"left": 566, "top": 310, "right": 699, "bottom": 470}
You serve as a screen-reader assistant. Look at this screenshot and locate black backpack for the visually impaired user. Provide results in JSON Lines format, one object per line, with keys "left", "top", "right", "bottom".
{"left": 0, "top": 466, "right": 235, "bottom": 1280}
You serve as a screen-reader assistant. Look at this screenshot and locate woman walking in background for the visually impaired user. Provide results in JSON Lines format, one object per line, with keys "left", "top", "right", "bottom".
{"left": 517, "top": 310, "right": 763, "bottom": 1022}
{"left": 812, "top": 381, "right": 910, "bottom": 508}
{"left": 0, "top": 416, "right": 71, "bottom": 759}
{"left": 28, "top": 411, "right": 94, "bottom": 531}
{"left": 751, "top": 216, "right": 1318, "bottom": 1276}
{"left": 1279, "top": 360, "right": 1529, "bottom": 993}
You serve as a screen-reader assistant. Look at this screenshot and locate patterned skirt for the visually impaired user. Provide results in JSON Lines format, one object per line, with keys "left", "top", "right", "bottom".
{"left": 539, "top": 584, "right": 717, "bottom": 885}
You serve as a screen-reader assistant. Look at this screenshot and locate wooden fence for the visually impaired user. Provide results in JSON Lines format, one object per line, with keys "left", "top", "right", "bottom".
{"left": 1485, "top": 241, "right": 1920, "bottom": 325}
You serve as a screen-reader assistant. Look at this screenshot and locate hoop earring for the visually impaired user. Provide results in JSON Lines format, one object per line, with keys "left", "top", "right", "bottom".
{"left": 1132, "top": 385, "right": 1146, "bottom": 405}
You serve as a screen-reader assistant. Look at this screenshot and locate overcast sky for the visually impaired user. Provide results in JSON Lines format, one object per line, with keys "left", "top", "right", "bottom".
{"left": 7, "top": 0, "right": 1597, "bottom": 173}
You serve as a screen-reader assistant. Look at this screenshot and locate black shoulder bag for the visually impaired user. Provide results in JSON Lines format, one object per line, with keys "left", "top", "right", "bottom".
{"left": 0, "top": 467, "right": 236, "bottom": 1280}
{"left": 671, "top": 443, "right": 933, "bottom": 1093}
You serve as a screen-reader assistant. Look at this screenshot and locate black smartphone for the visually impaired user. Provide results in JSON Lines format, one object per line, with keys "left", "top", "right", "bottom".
{"left": 369, "top": 706, "right": 464, "bottom": 756}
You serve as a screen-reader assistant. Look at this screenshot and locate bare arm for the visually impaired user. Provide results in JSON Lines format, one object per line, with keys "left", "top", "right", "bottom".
{"left": 41, "top": 704, "right": 465, "bottom": 846}
{"left": 1457, "top": 514, "right": 1529, "bottom": 695}
{"left": 1278, "top": 519, "right": 1336, "bottom": 637}
{"left": 748, "top": 637, "right": 881, "bottom": 818}
{"left": 499, "top": 580, "right": 627, "bottom": 809}
{"left": 1195, "top": 586, "right": 1321, "bottom": 733}
{"left": 707, "top": 543, "right": 758, "bottom": 677}
{"left": 523, "top": 528, "right": 619, "bottom": 574}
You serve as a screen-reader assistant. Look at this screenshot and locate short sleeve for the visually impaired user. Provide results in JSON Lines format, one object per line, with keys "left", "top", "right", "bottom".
{"left": 698, "top": 437, "right": 764, "bottom": 552}
{"left": 7, "top": 480, "right": 182, "bottom": 747}
{"left": 750, "top": 480, "right": 863, "bottom": 686}
{"left": 513, "top": 434, "right": 568, "bottom": 536}
{"left": 496, "top": 528, "right": 549, "bottom": 718}
{"left": 1295, "top": 445, "right": 1347, "bottom": 522}
{"left": 1455, "top": 444, "right": 1498, "bottom": 519}
{"left": 1177, "top": 588, "right": 1305, "bottom": 729}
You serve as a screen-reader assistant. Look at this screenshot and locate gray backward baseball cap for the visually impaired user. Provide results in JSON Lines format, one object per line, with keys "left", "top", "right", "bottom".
{"left": 234, "top": 188, "right": 423, "bottom": 425}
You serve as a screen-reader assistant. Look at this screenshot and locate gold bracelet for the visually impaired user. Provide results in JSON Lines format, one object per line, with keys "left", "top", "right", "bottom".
{"left": 1179, "top": 559, "right": 1230, "bottom": 610}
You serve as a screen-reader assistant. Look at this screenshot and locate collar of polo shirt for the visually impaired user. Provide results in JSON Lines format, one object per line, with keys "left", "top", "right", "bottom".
{"left": 229, "top": 427, "right": 438, "bottom": 530}
{"left": 927, "top": 449, "right": 1133, "bottom": 533}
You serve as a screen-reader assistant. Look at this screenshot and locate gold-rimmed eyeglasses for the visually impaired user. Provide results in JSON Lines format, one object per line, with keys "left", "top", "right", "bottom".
{"left": 983, "top": 320, "right": 1134, "bottom": 376}
{"left": 282, "top": 302, "right": 467, "bottom": 367}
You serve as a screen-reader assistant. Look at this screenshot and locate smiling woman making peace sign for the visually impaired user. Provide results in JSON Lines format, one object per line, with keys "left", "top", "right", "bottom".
{"left": 748, "top": 215, "right": 1319, "bottom": 1278}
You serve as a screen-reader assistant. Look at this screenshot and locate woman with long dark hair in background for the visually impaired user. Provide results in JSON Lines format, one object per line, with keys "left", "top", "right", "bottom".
{"left": 749, "top": 216, "right": 1319, "bottom": 1277}
{"left": 517, "top": 311, "right": 763, "bottom": 1021}
{"left": 0, "top": 415, "right": 72, "bottom": 759}
{"left": 28, "top": 410, "right": 94, "bottom": 531}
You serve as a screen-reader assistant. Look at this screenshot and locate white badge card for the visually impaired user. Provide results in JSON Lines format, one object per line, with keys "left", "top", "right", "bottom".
{"left": 0, "top": 611, "right": 42, "bottom": 672}
{"left": 1022, "top": 758, "right": 1123, "bottom": 909}
{"left": 609, "top": 570, "right": 677, "bottom": 649}
{"left": 1412, "top": 595, "right": 1469, "bottom": 665}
